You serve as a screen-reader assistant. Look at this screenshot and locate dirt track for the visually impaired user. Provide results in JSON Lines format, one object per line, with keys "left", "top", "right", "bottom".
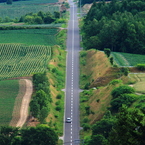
{"left": 16, "top": 79, "right": 33, "bottom": 127}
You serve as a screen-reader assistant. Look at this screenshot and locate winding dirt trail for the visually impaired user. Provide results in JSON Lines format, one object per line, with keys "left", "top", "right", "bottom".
{"left": 16, "top": 79, "right": 33, "bottom": 127}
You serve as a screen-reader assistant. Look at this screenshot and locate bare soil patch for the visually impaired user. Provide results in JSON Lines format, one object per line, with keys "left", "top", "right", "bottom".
{"left": 10, "top": 79, "right": 33, "bottom": 127}
{"left": 9, "top": 79, "right": 26, "bottom": 126}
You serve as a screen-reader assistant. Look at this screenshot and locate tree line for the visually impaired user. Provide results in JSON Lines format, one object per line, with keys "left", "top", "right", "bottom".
{"left": 82, "top": 0, "right": 145, "bottom": 54}
{"left": 0, "top": 11, "right": 65, "bottom": 24}
{"left": 30, "top": 72, "right": 51, "bottom": 123}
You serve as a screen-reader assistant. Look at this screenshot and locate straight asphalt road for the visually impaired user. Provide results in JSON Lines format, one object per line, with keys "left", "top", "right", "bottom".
{"left": 64, "top": 0, "right": 81, "bottom": 145}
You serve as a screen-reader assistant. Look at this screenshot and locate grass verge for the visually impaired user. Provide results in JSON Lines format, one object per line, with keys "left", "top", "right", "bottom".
{"left": 46, "top": 45, "right": 66, "bottom": 136}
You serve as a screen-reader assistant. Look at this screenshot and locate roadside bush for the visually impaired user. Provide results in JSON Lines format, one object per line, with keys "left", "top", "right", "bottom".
{"left": 55, "top": 101, "right": 60, "bottom": 105}
{"left": 85, "top": 106, "right": 90, "bottom": 115}
{"left": 80, "top": 51, "right": 87, "bottom": 57}
{"left": 83, "top": 118, "right": 89, "bottom": 123}
{"left": 55, "top": 106, "right": 61, "bottom": 111}
{"left": 56, "top": 94, "right": 62, "bottom": 99}
{"left": 82, "top": 123, "right": 90, "bottom": 131}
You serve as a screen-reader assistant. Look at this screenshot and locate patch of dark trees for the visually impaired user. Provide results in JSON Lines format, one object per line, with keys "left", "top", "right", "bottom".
{"left": 82, "top": 0, "right": 145, "bottom": 54}
{"left": 30, "top": 72, "right": 51, "bottom": 123}
{"left": 0, "top": 125, "right": 58, "bottom": 145}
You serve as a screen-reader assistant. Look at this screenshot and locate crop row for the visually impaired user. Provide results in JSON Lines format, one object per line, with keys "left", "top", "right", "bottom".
{"left": 0, "top": 44, "right": 51, "bottom": 80}
{"left": 112, "top": 52, "right": 145, "bottom": 66}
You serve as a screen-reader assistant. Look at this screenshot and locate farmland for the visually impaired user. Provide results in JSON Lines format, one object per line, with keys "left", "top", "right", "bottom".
{"left": 0, "top": 80, "right": 19, "bottom": 126}
{"left": 0, "top": 28, "right": 59, "bottom": 45}
{"left": 0, "top": 0, "right": 60, "bottom": 19}
{"left": 129, "top": 73, "right": 145, "bottom": 94}
{"left": 112, "top": 52, "right": 145, "bottom": 66}
{"left": 0, "top": 44, "right": 52, "bottom": 80}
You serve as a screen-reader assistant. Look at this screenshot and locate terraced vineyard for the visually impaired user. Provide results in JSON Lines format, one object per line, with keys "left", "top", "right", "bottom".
{"left": 0, "top": 44, "right": 51, "bottom": 80}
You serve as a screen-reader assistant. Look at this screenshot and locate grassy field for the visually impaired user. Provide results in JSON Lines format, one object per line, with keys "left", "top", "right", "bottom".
{"left": 0, "top": 44, "right": 52, "bottom": 80}
{"left": 112, "top": 52, "right": 145, "bottom": 66}
{"left": 0, "top": 28, "right": 59, "bottom": 46}
{"left": 0, "top": 80, "right": 19, "bottom": 126}
{"left": 0, "top": 0, "right": 59, "bottom": 19}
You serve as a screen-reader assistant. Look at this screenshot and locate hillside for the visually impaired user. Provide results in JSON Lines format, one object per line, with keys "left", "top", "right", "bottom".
{"left": 80, "top": 49, "right": 145, "bottom": 144}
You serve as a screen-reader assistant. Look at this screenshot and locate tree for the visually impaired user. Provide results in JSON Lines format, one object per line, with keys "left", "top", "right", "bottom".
{"left": 90, "top": 134, "right": 108, "bottom": 145}
{"left": 54, "top": 11, "right": 60, "bottom": 18}
{"left": 39, "top": 107, "right": 49, "bottom": 123}
{"left": 111, "top": 85, "right": 135, "bottom": 99}
{"left": 34, "top": 90, "right": 48, "bottom": 110}
{"left": 109, "top": 57, "right": 113, "bottom": 65}
{"left": 110, "top": 94, "right": 137, "bottom": 112}
{"left": 30, "top": 99, "right": 40, "bottom": 118}
{"left": 108, "top": 106, "right": 145, "bottom": 145}
{"left": 92, "top": 119, "right": 114, "bottom": 138}
{"left": 104, "top": 48, "right": 111, "bottom": 57}
{"left": 0, "top": 126, "right": 19, "bottom": 145}
{"left": 44, "top": 15, "right": 55, "bottom": 24}
{"left": 21, "top": 125, "right": 58, "bottom": 145}
{"left": 6, "top": 0, "right": 12, "bottom": 4}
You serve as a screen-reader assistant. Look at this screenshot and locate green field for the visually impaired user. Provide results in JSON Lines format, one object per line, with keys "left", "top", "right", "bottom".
{"left": 0, "top": 80, "right": 19, "bottom": 126}
{"left": 0, "top": 28, "right": 59, "bottom": 45}
{"left": 0, "top": 0, "right": 59, "bottom": 19}
{"left": 112, "top": 52, "right": 145, "bottom": 66}
{"left": 0, "top": 44, "right": 52, "bottom": 80}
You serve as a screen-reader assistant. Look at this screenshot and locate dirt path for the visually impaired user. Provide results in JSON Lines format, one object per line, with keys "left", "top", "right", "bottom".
{"left": 16, "top": 79, "right": 33, "bottom": 127}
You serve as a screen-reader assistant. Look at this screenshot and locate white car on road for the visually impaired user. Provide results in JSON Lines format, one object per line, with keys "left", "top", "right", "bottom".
{"left": 66, "top": 118, "right": 72, "bottom": 123}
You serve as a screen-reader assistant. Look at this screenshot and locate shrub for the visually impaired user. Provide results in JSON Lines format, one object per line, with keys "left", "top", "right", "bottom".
{"left": 55, "top": 106, "right": 61, "bottom": 111}
{"left": 109, "top": 79, "right": 122, "bottom": 85}
{"left": 56, "top": 94, "right": 62, "bottom": 99}
{"left": 83, "top": 118, "right": 89, "bottom": 123}
{"left": 136, "top": 64, "right": 145, "bottom": 71}
{"left": 80, "top": 51, "right": 87, "bottom": 57}
{"left": 52, "top": 68, "right": 57, "bottom": 73}
{"left": 84, "top": 83, "right": 90, "bottom": 89}
{"left": 111, "top": 85, "right": 135, "bottom": 99}
{"left": 54, "top": 115, "right": 58, "bottom": 118}
{"left": 110, "top": 94, "right": 137, "bottom": 112}
{"left": 85, "top": 106, "right": 90, "bottom": 115}
{"left": 110, "top": 57, "right": 114, "bottom": 65}
{"left": 55, "top": 101, "right": 60, "bottom": 105}
{"left": 82, "top": 123, "right": 90, "bottom": 131}
{"left": 104, "top": 48, "right": 111, "bottom": 57}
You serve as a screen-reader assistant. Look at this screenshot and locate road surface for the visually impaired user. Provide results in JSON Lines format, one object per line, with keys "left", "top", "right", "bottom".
{"left": 64, "top": 0, "right": 81, "bottom": 145}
